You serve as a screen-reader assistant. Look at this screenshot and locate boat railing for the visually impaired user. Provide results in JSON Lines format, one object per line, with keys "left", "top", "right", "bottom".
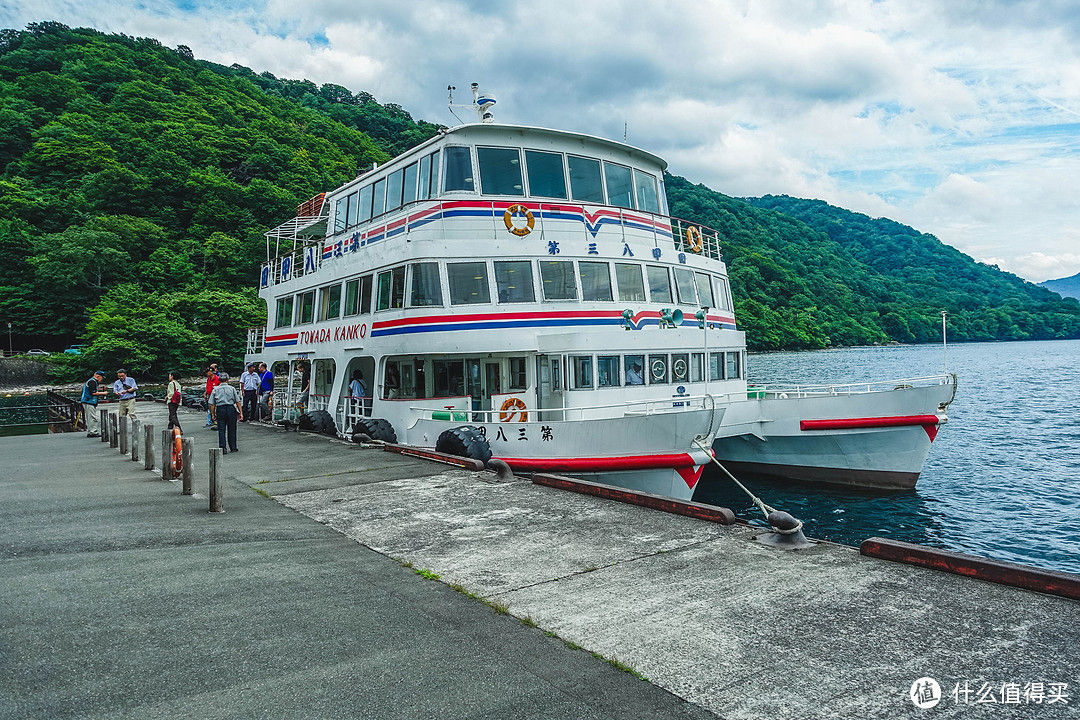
{"left": 409, "top": 392, "right": 740, "bottom": 424}
{"left": 335, "top": 395, "right": 373, "bottom": 434}
{"left": 246, "top": 327, "right": 265, "bottom": 354}
{"left": 260, "top": 200, "right": 726, "bottom": 286}
{"left": 747, "top": 374, "right": 955, "bottom": 399}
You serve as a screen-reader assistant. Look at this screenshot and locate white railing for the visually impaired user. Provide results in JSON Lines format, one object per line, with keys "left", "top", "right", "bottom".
{"left": 247, "top": 327, "right": 265, "bottom": 354}
{"left": 746, "top": 374, "right": 956, "bottom": 400}
{"left": 335, "top": 395, "right": 373, "bottom": 434}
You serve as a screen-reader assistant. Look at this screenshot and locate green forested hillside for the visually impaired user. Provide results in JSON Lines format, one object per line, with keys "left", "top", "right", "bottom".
{"left": 2, "top": 22, "right": 1077, "bottom": 379}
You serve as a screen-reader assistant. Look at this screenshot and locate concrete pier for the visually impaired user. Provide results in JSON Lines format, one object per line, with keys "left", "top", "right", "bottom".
{"left": 1, "top": 401, "right": 1076, "bottom": 719}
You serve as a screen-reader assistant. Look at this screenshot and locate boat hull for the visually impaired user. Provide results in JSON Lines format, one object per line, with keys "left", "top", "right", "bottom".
{"left": 709, "top": 382, "right": 953, "bottom": 491}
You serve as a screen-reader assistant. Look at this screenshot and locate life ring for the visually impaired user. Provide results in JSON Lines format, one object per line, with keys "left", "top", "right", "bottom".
{"left": 499, "top": 397, "right": 528, "bottom": 422}
{"left": 686, "top": 225, "right": 703, "bottom": 253}
{"left": 171, "top": 427, "right": 183, "bottom": 474}
{"left": 503, "top": 205, "right": 535, "bottom": 237}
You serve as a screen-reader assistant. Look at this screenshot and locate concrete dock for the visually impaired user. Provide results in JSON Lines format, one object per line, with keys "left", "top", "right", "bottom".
{"left": 2, "top": 402, "right": 1077, "bottom": 719}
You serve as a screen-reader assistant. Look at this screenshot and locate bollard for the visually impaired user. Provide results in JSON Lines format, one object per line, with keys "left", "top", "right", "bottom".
{"left": 130, "top": 419, "right": 140, "bottom": 462}
{"left": 109, "top": 414, "right": 119, "bottom": 449}
{"left": 119, "top": 416, "right": 129, "bottom": 455}
{"left": 161, "top": 429, "right": 173, "bottom": 481}
{"left": 208, "top": 448, "right": 223, "bottom": 513}
{"left": 182, "top": 437, "right": 194, "bottom": 496}
{"left": 143, "top": 423, "right": 154, "bottom": 471}
{"left": 100, "top": 409, "right": 109, "bottom": 443}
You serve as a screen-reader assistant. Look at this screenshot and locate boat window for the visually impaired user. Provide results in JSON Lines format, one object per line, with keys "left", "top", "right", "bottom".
{"left": 726, "top": 351, "right": 741, "bottom": 380}
{"left": 358, "top": 184, "right": 373, "bottom": 224}
{"left": 403, "top": 162, "right": 418, "bottom": 205}
{"left": 551, "top": 357, "right": 562, "bottom": 390}
{"left": 671, "top": 353, "right": 690, "bottom": 384}
{"left": 359, "top": 274, "right": 372, "bottom": 314}
{"left": 624, "top": 355, "right": 645, "bottom": 385}
{"left": 318, "top": 283, "right": 342, "bottom": 321}
{"left": 386, "top": 168, "right": 404, "bottom": 212}
{"left": 495, "top": 260, "right": 536, "bottom": 303}
{"left": 568, "top": 155, "right": 604, "bottom": 203}
{"left": 648, "top": 354, "right": 668, "bottom": 384}
{"left": 709, "top": 352, "right": 724, "bottom": 381}
{"left": 597, "top": 356, "right": 619, "bottom": 387}
{"left": 509, "top": 357, "right": 527, "bottom": 390}
{"left": 477, "top": 147, "right": 524, "bottom": 196}
{"left": 275, "top": 296, "right": 293, "bottom": 328}
{"left": 372, "top": 178, "right": 387, "bottom": 218}
{"left": 691, "top": 353, "right": 704, "bottom": 382}
{"left": 344, "top": 279, "right": 360, "bottom": 317}
{"left": 634, "top": 169, "right": 660, "bottom": 214}
{"left": 417, "top": 154, "right": 432, "bottom": 201}
{"left": 376, "top": 266, "right": 406, "bottom": 311}
{"left": 296, "top": 290, "right": 315, "bottom": 325}
{"left": 579, "top": 262, "right": 613, "bottom": 301}
{"left": 525, "top": 150, "right": 567, "bottom": 199}
{"left": 695, "top": 272, "right": 715, "bottom": 308}
{"left": 433, "top": 359, "right": 465, "bottom": 397}
{"left": 443, "top": 146, "right": 474, "bottom": 192}
{"left": 646, "top": 265, "right": 673, "bottom": 303}
{"left": 540, "top": 260, "right": 578, "bottom": 300}
{"left": 713, "top": 275, "right": 732, "bottom": 311}
{"left": 345, "top": 192, "right": 358, "bottom": 229}
{"left": 448, "top": 262, "right": 491, "bottom": 305}
{"left": 674, "top": 268, "right": 698, "bottom": 305}
{"left": 408, "top": 262, "right": 443, "bottom": 307}
{"left": 615, "top": 263, "right": 645, "bottom": 302}
{"left": 333, "top": 198, "right": 346, "bottom": 234}
{"left": 427, "top": 150, "right": 440, "bottom": 197}
{"left": 571, "top": 356, "right": 593, "bottom": 389}
{"left": 603, "top": 162, "right": 634, "bottom": 209}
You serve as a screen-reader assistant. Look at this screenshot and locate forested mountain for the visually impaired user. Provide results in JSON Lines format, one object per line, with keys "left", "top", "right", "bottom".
{"left": 1039, "top": 272, "right": 1080, "bottom": 300}
{"left": 1, "top": 22, "right": 1077, "bottom": 379}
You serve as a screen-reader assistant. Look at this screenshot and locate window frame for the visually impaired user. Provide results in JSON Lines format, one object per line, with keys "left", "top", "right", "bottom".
{"left": 448, "top": 261, "right": 492, "bottom": 305}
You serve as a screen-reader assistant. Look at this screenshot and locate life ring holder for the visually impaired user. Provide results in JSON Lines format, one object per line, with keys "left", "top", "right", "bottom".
{"left": 686, "top": 225, "right": 703, "bottom": 253}
{"left": 171, "top": 427, "right": 183, "bottom": 474}
{"left": 503, "top": 205, "right": 535, "bottom": 237}
{"left": 499, "top": 397, "right": 528, "bottom": 422}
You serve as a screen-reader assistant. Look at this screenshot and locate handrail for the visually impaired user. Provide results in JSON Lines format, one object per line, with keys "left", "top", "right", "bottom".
{"left": 748, "top": 374, "right": 955, "bottom": 397}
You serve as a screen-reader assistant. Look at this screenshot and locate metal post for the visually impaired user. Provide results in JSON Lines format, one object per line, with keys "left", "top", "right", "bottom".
{"left": 161, "top": 429, "right": 172, "bottom": 481}
{"left": 208, "top": 448, "right": 223, "bottom": 513}
{"left": 100, "top": 409, "right": 109, "bottom": 443}
{"left": 941, "top": 310, "right": 949, "bottom": 374}
{"left": 130, "top": 419, "right": 140, "bottom": 462}
{"left": 109, "top": 414, "right": 119, "bottom": 449}
{"left": 182, "top": 438, "right": 194, "bottom": 496}
{"left": 118, "top": 416, "right": 128, "bottom": 455}
{"left": 143, "top": 423, "right": 154, "bottom": 471}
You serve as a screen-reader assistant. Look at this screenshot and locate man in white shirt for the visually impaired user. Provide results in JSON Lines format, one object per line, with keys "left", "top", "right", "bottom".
{"left": 112, "top": 369, "right": 139, "bottom": 419}
{"left": 239, "top": 362, "right": 260, "bottom": 422}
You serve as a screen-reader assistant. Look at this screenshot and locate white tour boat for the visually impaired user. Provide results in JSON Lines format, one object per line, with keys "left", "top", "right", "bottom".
{"left": 246, "top": 85, "right": 955, "bottom": 497}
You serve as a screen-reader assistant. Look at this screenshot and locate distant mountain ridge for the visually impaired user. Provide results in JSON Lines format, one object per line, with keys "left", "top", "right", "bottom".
{"left": 1039, "top": 273, "right": 1080, "bottom": 300}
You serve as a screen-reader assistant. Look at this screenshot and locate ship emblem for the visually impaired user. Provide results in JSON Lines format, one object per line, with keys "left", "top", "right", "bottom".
{"left": 503, "top": 205, "right": 535, "bottom": 236}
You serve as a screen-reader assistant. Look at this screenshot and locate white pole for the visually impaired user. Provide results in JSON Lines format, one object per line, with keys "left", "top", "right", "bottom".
{"left": 703, "top": 306, "right": 710, "bottom": 398}
{"left": 941, "top": 311, "right": 948, "bottom": 374}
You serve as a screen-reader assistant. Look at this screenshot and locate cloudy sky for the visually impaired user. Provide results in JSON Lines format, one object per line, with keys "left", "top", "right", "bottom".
{"left": 4, "top": 0, "right": 1079, "bottom": 282}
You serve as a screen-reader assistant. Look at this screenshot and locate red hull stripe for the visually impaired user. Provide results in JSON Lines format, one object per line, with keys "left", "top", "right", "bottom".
{"left": 800, "top": 414, "right": 941, "bottom": 431}
{"left": 499, "top": 453, "right": 700, "bottom": 473}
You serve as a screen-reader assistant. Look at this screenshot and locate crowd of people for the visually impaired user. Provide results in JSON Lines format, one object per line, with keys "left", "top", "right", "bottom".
{"left": 80, "top": 361, "right": 281, "bottom": 455}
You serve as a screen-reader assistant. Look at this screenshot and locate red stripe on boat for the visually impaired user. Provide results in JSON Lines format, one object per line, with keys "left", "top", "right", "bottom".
{"left": 499, "top": 453, "right": 700, "bottom": 475}
{"left": 800, "top": 415, "right": 941, "bottom": 431}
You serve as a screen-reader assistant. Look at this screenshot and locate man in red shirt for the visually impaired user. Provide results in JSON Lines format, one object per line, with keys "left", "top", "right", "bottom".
{"left": 203, "top": 364, "right": 221, "bottom": 428}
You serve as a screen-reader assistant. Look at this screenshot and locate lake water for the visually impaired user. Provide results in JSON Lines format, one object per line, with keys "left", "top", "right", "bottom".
{"left": 696, "top": 339, "right": 1080, "bottom": 576}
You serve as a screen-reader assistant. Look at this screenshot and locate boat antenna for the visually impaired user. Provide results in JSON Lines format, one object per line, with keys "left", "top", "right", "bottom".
{"left": 447, "top": 82, "right": 496, "bottom": 124}
{"left": 941, "top": 310, "right": 948, "bottom": 374}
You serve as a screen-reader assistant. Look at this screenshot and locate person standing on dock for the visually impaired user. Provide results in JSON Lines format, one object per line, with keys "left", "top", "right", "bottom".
{"left": 80, "top": 370, "right": 107, "bottom": 437}
{"left": 257, "top": 362, "right": 274, "bottom": 421}
{"left": 239, "top": 362, "right": 259, "bottom": 422}
{"left": 113, "top": 369, "right": 138, "bottom": 420}
{"left": 166, "top": 371, "right": 183, "bottom": 432}
{"left": 203, "top": 365, "right": 220, "bottom": 429}
{"left": 209, "top": 372, "right": 242, "bottom": 454}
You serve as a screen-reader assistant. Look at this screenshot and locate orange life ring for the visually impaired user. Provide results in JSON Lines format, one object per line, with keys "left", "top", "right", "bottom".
{"left": 686, "top": 225, "right": 703, "bottom": 253}
{"left": 499, "top": 397, "right": 528, "bottom": 422}
{"left": 503, "top": 205, "right": 535, "bottom": 237}
{"left": 172, "top": 428, "right": 183, "bottom": 474}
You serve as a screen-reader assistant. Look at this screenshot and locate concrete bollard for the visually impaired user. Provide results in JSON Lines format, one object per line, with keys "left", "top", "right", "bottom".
{"left": 109, "top": 414, "right": 119, "bottom": 449}
{"left": 182, "top": 438, "right": 193, "bottom": 496}
{"left": 143, "top": 423, "right": 154, "bottom": 471}
{"left": 130, "top": 419, "right": 140, "bottom": 462}
{"left": 161, "top": 429, "right": 173, "bottom": 481}
{"left": 208, "top": 448, "right": 223, "bottom": 513}
{"left": 100, "top": 409, "right": 109, "bottom": 442}
{"left": 119, "top": 416, "right": 129, "bottom": 455}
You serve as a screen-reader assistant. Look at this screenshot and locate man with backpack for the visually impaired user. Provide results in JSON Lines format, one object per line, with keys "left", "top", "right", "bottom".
{"left": 80, "top": 370, "right": 107, "bottom": 437}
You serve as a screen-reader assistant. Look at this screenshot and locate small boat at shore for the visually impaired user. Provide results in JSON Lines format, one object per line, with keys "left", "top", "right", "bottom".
{"left": 246, "top": 84, "right": 955, "bottom": 498}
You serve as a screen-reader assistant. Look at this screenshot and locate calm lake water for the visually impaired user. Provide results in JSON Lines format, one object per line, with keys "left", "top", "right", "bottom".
{"left": 696, "top": 339, "right": 1080, "bottom": 576}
